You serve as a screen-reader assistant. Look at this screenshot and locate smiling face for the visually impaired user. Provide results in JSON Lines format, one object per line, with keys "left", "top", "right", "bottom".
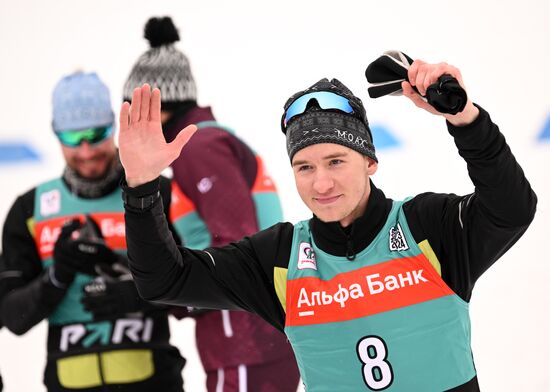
{"left": 292, "top": 143, "right": 378, "bottom": 227}
{"left": 60, "top": 136, "right": 117, "bottom": 180}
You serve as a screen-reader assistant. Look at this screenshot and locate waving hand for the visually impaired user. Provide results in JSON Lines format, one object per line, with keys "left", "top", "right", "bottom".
{"left": 118, "top": 84, "right": 197, "bottom": 187}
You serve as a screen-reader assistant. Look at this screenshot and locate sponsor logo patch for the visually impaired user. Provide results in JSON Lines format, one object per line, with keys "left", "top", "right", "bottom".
{"left": 197, "top": 177, "right": 214, "bottom": 194}
{"left": 298, "top": 242, "right": 317, "bottom": 270}
{"left": 40, "top": 190, "right": 61, "bottom": 216}
{"left": 389, "top": 223, "right": 409, "bottom": 251}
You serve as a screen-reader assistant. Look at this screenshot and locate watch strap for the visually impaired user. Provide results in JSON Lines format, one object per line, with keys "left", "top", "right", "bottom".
{"left": 122, "top": 189, "right": 161, "bottom": 210}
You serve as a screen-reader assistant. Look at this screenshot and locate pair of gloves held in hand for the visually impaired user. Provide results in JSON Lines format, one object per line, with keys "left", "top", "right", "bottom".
{"left": 51, "top": 217, "right": 154, "bottom": 319}
{"left": 365, "top": 50, "right": 467, "bottom": 115}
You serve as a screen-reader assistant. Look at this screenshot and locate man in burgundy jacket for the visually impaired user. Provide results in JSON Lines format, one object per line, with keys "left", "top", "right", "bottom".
{"left": 122, "top": 16, "right": 300, "bottom": 391}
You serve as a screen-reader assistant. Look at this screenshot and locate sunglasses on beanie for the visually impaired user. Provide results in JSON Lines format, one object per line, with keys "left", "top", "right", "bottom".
{"left": 282, "top": 91, "right": 355, "bottom": 131}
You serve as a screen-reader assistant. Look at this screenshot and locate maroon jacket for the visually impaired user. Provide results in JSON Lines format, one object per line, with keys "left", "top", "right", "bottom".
{"left": 164, "top": 106, "right": 295, "bottom": 369}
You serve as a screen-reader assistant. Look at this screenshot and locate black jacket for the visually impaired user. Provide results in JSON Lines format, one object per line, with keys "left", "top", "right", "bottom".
{"left": 0, "top": 174, "right": 185, "bottom": 392}
{"left": 0, "top": 175, "right": 175, "bottom": 335}
{"left": 123, "top": 105, "right": 537, "bottom": 391}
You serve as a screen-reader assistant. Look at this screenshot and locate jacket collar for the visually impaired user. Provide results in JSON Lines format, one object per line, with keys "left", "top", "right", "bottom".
{"left": 309, "top": 182, "right": 392, "bottom": 259}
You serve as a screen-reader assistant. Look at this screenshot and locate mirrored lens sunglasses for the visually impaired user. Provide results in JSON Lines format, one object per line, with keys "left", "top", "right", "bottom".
{"left": 56, "top": 125, "right": 113, "bottom": 147}
{"left": 283, "top": 91, "right": 354, "bottom": 130}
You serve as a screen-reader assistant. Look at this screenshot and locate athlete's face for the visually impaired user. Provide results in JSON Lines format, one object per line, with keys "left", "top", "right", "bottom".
{"left": 292, "top": 143, "right": 378, "bottom": 227}
{"left": 60, "top": 136, "right": 117, "bottom": 179}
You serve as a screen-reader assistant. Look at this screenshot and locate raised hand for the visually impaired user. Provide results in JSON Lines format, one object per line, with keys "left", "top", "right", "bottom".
{"left": 401, "top": 60, "right": 479, "bottom": 126}
{"left": 118, "top": 84, "right": 197, "bottom": 187}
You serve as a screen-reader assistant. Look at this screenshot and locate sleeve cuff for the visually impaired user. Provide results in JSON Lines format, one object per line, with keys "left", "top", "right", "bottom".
{"left": 121, "top": 177, "right": 162, "bottom": 212}
{"left": 121, "top": 176, "right": 161, "bottom": 197}
{"left": 446, "top": 103, "right": 489, "bottom": 136}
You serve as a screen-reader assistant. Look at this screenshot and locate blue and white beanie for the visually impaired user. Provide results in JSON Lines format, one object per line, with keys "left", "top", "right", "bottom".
{"left": 52, "top": 72, "right": 114, "bottom": 132}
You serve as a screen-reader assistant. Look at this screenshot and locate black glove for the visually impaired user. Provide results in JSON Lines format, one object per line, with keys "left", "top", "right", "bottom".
{"left": 424, "top": 74, "right": 468, "bottom": 115}
{"left": 52, "top": 216, "right": 118, "bottom": 286}
{"left": 81, "top": 263, "right": 158, "bottom": 319}
{"left": 365, "top": 50, "right": 415, "bottom": 98}
{"left": 365, "top": 50, "right": 467, "bottom": 114}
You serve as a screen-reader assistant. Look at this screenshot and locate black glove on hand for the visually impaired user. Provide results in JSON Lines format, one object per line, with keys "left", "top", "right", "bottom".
{"left": 52, "top": 217, "right": 118, "bottom": 286}
{"left": 82, "top": 278, "right": 157, "bottom": 319}
{"left": 81, "top": 264, "right": 158, "bottom": 319}
{"left": 365, "top": 50, "right": 467, "bottom": 114}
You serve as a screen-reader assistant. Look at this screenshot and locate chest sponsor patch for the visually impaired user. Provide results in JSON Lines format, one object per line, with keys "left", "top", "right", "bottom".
{"left": 389, "top": 222, "right": 409, "bottom": 251}
{"left": 297, "top": 242, "right": 317, "bottom": 270}
{"left": 40, "top": 190, "right": 61, "bottom": 216}
{"left": 286, "top": 254, "right": 452, "bottom": 326}
{"left": 34, "top": 213, "right": 126, "bottom": 259}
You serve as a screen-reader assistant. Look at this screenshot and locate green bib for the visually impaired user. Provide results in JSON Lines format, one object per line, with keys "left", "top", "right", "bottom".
{"left": 285, "top": 201, "right": 475, "bottom": 391}
{"left": 33, "top": 178, "right": 127, "bottom": 325}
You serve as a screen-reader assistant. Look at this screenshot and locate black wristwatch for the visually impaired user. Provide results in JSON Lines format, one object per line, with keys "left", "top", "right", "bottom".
{"left": 122, "top": 190, "right": 161, "bottom": 210}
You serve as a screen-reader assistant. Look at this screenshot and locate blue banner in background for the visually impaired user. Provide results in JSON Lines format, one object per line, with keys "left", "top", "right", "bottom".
{"left": 371, "top": 124, "right": 401, "bottom": 149}
{"left": 538, "top": 114, "right": 550, "bottom": 141}
{"left": 0, "top": 142, "right": 41, "bottom": 164}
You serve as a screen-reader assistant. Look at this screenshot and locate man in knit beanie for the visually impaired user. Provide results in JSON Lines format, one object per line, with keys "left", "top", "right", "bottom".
{"left": 0, "top": 72, "right": 187, "bottom": 391}
{"left": 49, "top": 72, "right": 118, "bottom": 183}
{"left": 118, "top": 55, "right": 536, "bottom": 391}
{"left": 283, "top": 78, "right": 377, "bottom": 163}
{"left": 123, "top": 16, "right": 300, "bottom": 392}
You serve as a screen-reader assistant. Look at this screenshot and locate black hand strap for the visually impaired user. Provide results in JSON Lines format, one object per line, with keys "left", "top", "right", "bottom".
{"left": 122, "top": 190, "right": 160, "bottom": 210}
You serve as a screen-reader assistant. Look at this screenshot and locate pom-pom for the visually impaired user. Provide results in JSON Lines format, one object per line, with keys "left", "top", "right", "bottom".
{"left": 144, "top": 16, "right": 180, "bottom": 48}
